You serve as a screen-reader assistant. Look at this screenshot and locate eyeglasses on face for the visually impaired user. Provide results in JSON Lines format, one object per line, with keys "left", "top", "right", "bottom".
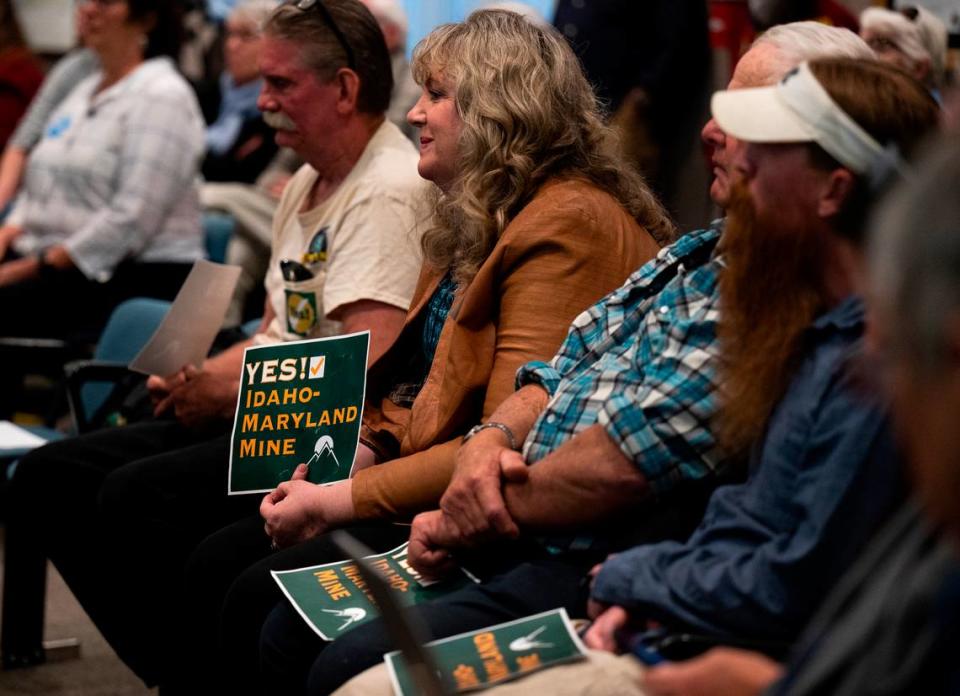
{"left": 866, "top": 36, "right": 903, "bottom": 54}
{"left": 291, "top": 0, "right": 357, "bottom": 70}
{"left": 900, "top": 6, "right": 920, "bottom": 22}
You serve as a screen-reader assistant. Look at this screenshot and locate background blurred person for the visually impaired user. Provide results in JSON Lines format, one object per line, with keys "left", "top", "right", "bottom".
{"left": 359, "top": 0, "right": 419, "bottom": 140}
{"left": 860, "top": 5, "right": 948, "bottom": 94}
{"left": 0, "top": 0, "right": 203, "bottom": 328}
{"left": 552, "top": 0, "right": 710, "bottom": 228}
{"left": 0, "top": 0, "right": 43, "bottom": 153}
{"left": 0, "top": 0, "right": 205, "bottom": 418}
{"left": 201, "top": 0, "right": 278, "bottom": 184}
{"left": 0, "top": 47, "right": 97, "bottom": 212}
{"left": 0, "top": 0, "right": 98, "bottom": 213}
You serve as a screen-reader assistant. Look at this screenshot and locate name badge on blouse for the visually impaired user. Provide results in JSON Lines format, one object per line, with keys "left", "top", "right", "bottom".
{"left": 45, "top": 115, "right": 72, "bottom": 139}
{"left": 285, "top": 290, "right": 318, "bottom": 337}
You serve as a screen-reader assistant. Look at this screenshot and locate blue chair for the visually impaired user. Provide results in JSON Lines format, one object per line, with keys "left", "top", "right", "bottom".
{"left": 242, "top": 317, "right": 263, "bottom": 337}
{"left": 63, "top": 298, "right": 171, "bottom": 433}
{"left": 204, "top": 211, "right": 235, "bottom": 264}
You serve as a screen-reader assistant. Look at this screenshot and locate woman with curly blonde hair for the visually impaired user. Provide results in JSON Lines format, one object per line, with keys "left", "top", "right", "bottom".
{"left": 413, "top": 9, "right": 674, "bottom": 286}
{"left": 346, "top": 9, "right": 672, "bottom": 516}
{"left": 177, "top": 10, "right": 669, "bottom": 693}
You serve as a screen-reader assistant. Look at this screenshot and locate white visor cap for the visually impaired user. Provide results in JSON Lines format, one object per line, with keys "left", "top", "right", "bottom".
{"left": 710, "top": 61, "right": 900, "bottom": 177}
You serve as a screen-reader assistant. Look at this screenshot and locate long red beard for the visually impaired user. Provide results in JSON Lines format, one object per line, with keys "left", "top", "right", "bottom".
{"left": 717, "top": 184, "right": 828, "bottom": 453}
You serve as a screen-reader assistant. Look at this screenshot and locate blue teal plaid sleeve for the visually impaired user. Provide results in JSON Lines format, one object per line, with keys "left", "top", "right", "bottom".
{"left": 520, "top": 223, "right": 727, "bottom": 496}
{"left": 598, "top": 303, "right": 722, "bottom": 496}
{"left": 516, "top": 360, "right": 561, "bottom": 396}
{"left": 516, "top": 282, "right": 622, "bottom": 395}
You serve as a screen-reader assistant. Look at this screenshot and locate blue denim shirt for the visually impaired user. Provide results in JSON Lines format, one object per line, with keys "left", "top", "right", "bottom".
{"left": 592, "top": 296, "right": 906, "bottom": 642}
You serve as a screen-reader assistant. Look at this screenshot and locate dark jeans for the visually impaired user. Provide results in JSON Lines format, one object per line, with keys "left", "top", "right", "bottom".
{"left": 260, "top": 554, "right": 596, "bottom": 695}
{"left": 169, "top": 517, "right": 411, "bottom": 696}
{"left": 6, "top": 419, "right": 260, "bottom": 685}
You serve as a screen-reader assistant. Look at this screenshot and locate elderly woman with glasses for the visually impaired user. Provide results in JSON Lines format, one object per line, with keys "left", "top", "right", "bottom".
{"left": 0, "top": 0, "right": 205, "bottom": 412}
{"left": 202, "top": 0, "right": 280, "bottom": 184}
{"left": 860, "top": 5, "right": 949, "bottom": 92}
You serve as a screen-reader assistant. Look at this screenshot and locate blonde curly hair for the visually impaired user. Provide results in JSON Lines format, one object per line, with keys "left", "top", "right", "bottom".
{"left": 412, "top": 9, "right": 675, "bottom": 284}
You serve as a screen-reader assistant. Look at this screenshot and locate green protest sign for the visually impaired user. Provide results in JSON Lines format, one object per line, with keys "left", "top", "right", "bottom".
{"left": 271, "top": 542, "right": 477, "bottom": 641}
{"left": 228, "top": 331, "right": 368, "bottom": 494}
{"left": 385, "top": 608, "right": 587, "bottom": 695}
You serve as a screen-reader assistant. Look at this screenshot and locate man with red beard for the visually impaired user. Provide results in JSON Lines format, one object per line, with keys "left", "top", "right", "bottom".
{"left": 327, "top": 57, "right": 940, "bottom": 696}
{"left": 574, "top": 57, "right": 936, "bottom": 689}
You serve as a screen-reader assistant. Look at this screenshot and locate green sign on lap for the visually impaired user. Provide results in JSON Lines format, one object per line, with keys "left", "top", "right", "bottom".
{"left": 271, "top": 542, "right": 477, "bottom": 641}
{"left": 385, "top": 608, "right": 587, "bottom": 695}
{"left": 228, "top": 331, "right": 368, "bottom": 494}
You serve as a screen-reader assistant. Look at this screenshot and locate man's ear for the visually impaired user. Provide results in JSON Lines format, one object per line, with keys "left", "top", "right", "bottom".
{"left": 818, "top": 168, "right": 856, "bottom": 219}
{"left": 334, "top": 68, "right": 361, "bottom": 115}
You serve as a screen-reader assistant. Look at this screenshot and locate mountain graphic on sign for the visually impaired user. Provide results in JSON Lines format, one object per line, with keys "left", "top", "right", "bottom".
{"left": 305, "top": 435, "right": 341, "bottom": 472}
{"left": 321, "top": 606, "right": 366, "bottom": 631}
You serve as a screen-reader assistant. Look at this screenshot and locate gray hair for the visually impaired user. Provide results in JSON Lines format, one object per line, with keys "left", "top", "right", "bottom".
{"left": 230, "top": 0, "right": 278, "bottom": 29}
{"left": 754, "top": 21, "right": 875, "bottom": 78}
{"left": 265, "top": 0, "right": 393, "bottom": 115}
{"left": 869, "top": 136, "right": 960, "bottom": 372}
{"left": 861, "top": 6, "right": 948, "bottom": 87}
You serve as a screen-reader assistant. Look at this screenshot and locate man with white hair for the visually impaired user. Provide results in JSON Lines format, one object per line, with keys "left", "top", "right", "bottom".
{"left": 860, "top": 4, "right": 948, "bottom": 91}
{"left": 208, "top": 0, "right": 420, "bottom": 325}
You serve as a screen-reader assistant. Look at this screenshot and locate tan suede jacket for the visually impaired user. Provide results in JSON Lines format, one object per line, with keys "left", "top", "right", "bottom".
{"left": 352, "top": 178, "right": 663, "bottom": 519}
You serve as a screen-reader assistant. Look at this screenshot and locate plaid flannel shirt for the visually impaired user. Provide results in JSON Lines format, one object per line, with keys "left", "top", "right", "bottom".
{"left": 516, "top": 220, "right": 727, "bottom": 499}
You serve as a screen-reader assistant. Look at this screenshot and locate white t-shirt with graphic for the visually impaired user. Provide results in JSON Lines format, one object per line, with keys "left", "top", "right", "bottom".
{"left": 254, "top": 120, "right": 428, "bottom": 345}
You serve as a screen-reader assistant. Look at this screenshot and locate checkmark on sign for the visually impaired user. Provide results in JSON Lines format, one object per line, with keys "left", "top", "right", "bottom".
{"left": 308, "top": 356, "right": 325, "bottom": 379}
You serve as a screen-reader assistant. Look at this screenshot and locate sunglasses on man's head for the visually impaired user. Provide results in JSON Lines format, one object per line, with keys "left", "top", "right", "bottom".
{"left": 291, "top": 0, "right": 357, "bottom": 69}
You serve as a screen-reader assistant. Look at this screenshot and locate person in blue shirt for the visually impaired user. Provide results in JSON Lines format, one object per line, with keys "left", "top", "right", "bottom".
{"left": 201, "top": 0, "right": 279, "bottom": 184}
{"left": 632, "top": 136, "right": 960, "bottom": 696}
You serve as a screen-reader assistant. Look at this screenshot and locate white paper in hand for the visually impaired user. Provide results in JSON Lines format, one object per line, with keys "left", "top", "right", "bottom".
{"left": 128, "top": 260, "right": 241, "bottom": 377}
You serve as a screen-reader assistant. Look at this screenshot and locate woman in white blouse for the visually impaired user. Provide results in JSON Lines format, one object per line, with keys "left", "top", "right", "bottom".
{"left": 0, "top": 0, "right": 205, "bottom": 345}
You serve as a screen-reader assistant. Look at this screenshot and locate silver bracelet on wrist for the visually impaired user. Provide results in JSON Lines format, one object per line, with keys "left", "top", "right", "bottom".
{"left": 462, "top": 421, "right": 519, "bottom": 450}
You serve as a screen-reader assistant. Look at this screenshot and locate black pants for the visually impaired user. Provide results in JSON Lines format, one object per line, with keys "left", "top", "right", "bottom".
{"left": 6, "top": 419, "right": 260, "bottom": 685}
{"left": 259, "top": 554, "right": 596, "bottom": 695}
{"left": 169, "top": 518, "right": 411, "bottom": 695}
{"left": 0, "top": 259, "right": 191, "bottom": 339}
